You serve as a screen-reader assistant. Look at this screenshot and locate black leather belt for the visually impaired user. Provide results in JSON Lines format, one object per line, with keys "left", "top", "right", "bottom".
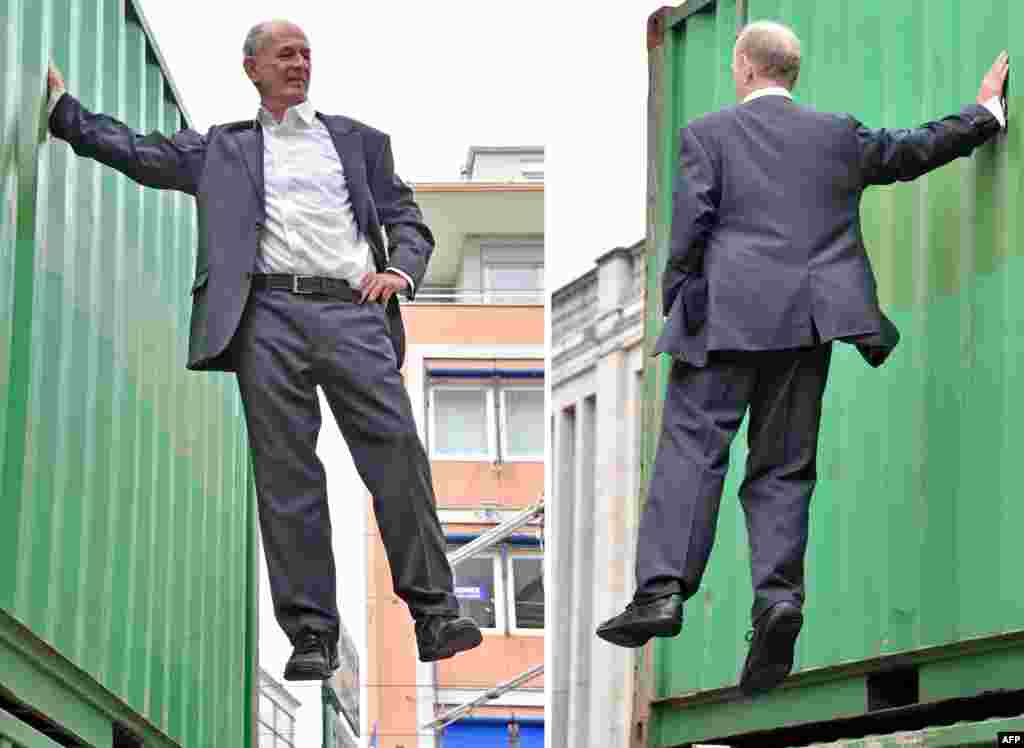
{"left": 251, "top": 273, "right": 358, "bottom": 302}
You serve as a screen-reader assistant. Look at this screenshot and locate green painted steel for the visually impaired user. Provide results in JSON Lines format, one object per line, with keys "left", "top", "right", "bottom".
{"left": 796, "top": 712, "right": 1024, "bottom": 748}
{"left": 1, "top": 0, "right": 256, "bottom": 746}
{"left": 643, "top": 1, "right": 1024, "bottom": 745}
{"left": 0, "top": 708, "right": 64, "bottom": 748}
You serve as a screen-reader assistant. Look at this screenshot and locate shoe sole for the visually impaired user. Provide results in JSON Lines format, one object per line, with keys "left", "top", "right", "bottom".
{"left": 283, "top": 659, "right": 333, "bottom": 681}
{"left": 739, "top": 607, "right": 803, "bottom": 697}
{"left": 419, "top": 620, "right": 484, "bottom": 662}
{"left": 596, "top": 618, "right": 682, "bottom": 648}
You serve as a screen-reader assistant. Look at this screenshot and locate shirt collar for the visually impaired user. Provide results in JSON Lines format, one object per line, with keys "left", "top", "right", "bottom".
{"left": 258, "top": 98, "right": 317, "bottom": 128}
{"left": 743, "top": 86, "right": 793, "bottom": 104}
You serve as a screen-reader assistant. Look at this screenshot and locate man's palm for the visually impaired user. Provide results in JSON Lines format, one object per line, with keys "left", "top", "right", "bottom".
{"left": 48, "top": 62, "right": 65, "bottom": 95}
{"left": 978, "top": 51, "right": 1009, "bottom": 104}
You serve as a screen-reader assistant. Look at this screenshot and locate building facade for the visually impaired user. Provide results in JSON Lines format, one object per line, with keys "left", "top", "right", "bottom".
{"left": 549, "top": 241, "right": 647, "bottom": 748}
{"left": 258, "top": 667, "right": 302, "bottom": 748}
{"left": 365, "top": 151, "right": 545, "bottom": 748}
{"left": 460, "top": 146, "right": 544, "bottom": 183}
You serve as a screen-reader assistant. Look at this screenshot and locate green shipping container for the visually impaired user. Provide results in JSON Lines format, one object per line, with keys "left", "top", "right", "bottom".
{"left": 642, "top": 1, "right": 1023, "bottom": 746}
{"left": 1, "top": 1, "right": 257, "bottom": 746}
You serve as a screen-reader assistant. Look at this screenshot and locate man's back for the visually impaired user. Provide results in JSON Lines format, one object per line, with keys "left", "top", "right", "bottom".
{"left": 659, "top": 92, "right": 1001, "bottom": 364}
{"left": 688, "top": 95, "right": 879, "bottom": 352}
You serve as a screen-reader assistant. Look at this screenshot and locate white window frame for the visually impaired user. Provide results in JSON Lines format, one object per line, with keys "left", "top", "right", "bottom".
{"left": 258, "top": 699, "right": 295, "bottom": 748}
{"left": 498, "top": 385, "right": 545, "bottom": 462}
{"left": 452, "top": 549, "right": 505, "bottom": 635}
{"left": 483, "top": 262, "right": 544, "bottom": 304}
{"left": 506, "top": 549, "right": 544, "bottom": 636}
{"left": 428, "top": 385, "right": 496, "bottom": 462}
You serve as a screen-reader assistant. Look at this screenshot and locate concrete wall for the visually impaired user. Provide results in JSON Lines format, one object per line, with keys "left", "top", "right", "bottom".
{"left": 549, "top": 242, "right": 646, "bottom": 748}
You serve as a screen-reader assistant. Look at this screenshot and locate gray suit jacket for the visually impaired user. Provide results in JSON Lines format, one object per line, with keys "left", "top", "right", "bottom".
{"left": 653, "top": 96, "right": 1001, "bottom": 367}
{"left": 49, "top": 93, "right": 433, "bottom": 371}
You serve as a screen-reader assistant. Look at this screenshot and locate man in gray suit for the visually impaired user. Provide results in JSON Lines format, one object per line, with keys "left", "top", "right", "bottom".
{"left": 47, "top": 19, "right": 482, "bottom": 680}
{"left": 596, "top": 21, "right": 1008, "bottom": 697}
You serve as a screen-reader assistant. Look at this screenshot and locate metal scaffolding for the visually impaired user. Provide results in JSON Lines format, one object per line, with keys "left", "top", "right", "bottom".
{"left": 446, "top": 500, "right": 545, "bottom": 568}
{"left": 420, "top": 664, "right": 545, "bottom": 732}
{"left": 423, "top": 498, "right": 545, "bottom": 734}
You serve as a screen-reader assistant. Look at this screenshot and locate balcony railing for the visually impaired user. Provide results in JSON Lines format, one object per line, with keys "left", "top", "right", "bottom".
{"left": 409, "top": 287, "right": 546, "bottom": 305}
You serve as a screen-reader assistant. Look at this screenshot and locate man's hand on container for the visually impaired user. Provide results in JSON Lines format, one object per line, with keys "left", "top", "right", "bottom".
{"left": 978, "top": 51, "right": 1009, "bottom": 105}
{"left": 47, "top": 62, "right": 66, "bottom": 98}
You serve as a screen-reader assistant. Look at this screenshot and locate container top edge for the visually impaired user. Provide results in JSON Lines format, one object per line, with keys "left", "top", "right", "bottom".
{"left": 127, "top": 0, "right": 195, "bottom": 130}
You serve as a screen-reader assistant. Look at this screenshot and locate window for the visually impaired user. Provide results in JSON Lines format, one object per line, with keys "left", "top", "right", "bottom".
{"left": 430, "top": 386, "right": 495, "bottom": 460}
{"left": 427, "top": 375, "right": 544, "bottom": 463}
{"left": 448, "top": 543, "right": 543, "bottom": 634}
{"left": 485, "top": 264, "right": 544, "bottom": 304}
{"left": 450, "top": 549, "right": 503, "bottom": 631}
{"left": 501, "top": 387, "right": 544, "bottom": 461}
{"left": 509, "top": 553, "right": 544, "bottom": 632}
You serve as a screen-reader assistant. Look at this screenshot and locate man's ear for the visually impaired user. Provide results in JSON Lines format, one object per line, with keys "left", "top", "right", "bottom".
{"left": 243, "top": 58, "right": 259, "bottom": 88}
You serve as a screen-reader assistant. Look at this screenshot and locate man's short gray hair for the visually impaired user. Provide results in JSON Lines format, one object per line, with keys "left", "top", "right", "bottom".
{"left": 736, "top": 20, "right": 802, "bottom": 89}
{"left": 243, "top": 21, "right": 275, "bottom": 58}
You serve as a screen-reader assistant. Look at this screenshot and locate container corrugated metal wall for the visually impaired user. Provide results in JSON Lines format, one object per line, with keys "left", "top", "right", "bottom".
{"left": 643, "top": 1, "right": 1024, "bottom": 745}
{"left": 1, "top": 1, "right": 256, "bottom": 746}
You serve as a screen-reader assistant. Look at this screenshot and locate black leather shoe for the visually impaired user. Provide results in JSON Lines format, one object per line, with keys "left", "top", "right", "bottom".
{"left": 739, "top": 601, "right": 803, "bottom": 696}
{"left": 595, "top": 593, "right": 683, "bottom": 648}
{"left": 283, "top": 631, "right": 339, "bottom": 682}
{"left": 416, "top": 615, "right": 483, "bottom": 662}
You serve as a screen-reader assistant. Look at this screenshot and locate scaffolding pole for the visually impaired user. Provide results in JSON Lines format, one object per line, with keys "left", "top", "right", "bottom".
{"left": 430, "top": 498, "right": 544, "bottom": 734}
{"left": 446, "top": 499, "right": 544, "bottom": 568}
{"left": 420, "top": 664, "right": 545, "bottom": 732}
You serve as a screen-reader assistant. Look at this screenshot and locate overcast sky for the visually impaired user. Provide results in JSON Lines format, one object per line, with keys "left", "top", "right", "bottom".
{"left": 545, "top": 2, "right": 669, "bottom": 291}
{"left": 128, "top": 1, "right": 667, "bottom": 744}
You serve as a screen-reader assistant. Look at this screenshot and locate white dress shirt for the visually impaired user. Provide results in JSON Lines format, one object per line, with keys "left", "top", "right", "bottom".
{"left": 256, "top": 99, "right": 413, "bottom": 292}
{"left": 47, "top": 89, "right": 414, "bottom": 293}
{"left": 742, "top": 85, "right": 1007, "bottom": 127}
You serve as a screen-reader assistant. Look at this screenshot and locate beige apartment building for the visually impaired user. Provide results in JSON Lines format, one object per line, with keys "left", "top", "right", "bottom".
{"left": 365, "top": 148, "right": 545, "bottom": 748}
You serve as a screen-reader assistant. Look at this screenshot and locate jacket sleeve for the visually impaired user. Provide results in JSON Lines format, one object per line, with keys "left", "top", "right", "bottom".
{"left": 849, "top": 103, "right": 1001, "bottom": 187}
{"left": 368, "top": 134, "right": 434, "bottom": 301}
{"left": 662, "top": 125, "right": 720, "bottom": 317}
{"left": 48, "top": 92, "right": 206, "bottom": 195}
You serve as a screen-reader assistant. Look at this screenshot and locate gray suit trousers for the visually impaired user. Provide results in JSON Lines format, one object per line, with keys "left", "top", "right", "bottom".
{"left": 636, "top": 345, "right": 832, "bottom": 622}
{"left": 232, "top": 288, "right": 458, "bottom": 644}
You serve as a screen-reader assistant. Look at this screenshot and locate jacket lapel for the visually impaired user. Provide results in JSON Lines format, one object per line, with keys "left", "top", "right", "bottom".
{"left": 232, "top": 123, "right": 265, "bottom": 209}
{"left": 318, "top": 114, "right": 374, "bottom": 249}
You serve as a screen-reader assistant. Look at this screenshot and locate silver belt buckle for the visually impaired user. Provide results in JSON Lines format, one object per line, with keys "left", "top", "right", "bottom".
{"left": 293, "top": 275, "right": 314, "bottom": 294}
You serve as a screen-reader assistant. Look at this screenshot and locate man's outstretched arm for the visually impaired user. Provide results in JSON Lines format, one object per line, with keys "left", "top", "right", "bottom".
{"left": 852, "top": 51, "right": 1009, "bottom": 187}
{"left": 47, "top": 62, "right": 206, "bottom": 196}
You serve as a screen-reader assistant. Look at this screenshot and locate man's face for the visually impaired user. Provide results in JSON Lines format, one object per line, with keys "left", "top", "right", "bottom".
{"left": 245, "top": 24, "right": 311, "bottom": 105}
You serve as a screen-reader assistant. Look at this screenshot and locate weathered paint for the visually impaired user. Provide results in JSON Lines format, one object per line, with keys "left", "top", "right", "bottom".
{"left": 0, "top": 0, "right": 255, "bottom": 746}
{"left": 643, "top": 1, "right": 1024, "bottom": 745}
{"left": 794, "top": 712, "right": 1024, "bottom": 748}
